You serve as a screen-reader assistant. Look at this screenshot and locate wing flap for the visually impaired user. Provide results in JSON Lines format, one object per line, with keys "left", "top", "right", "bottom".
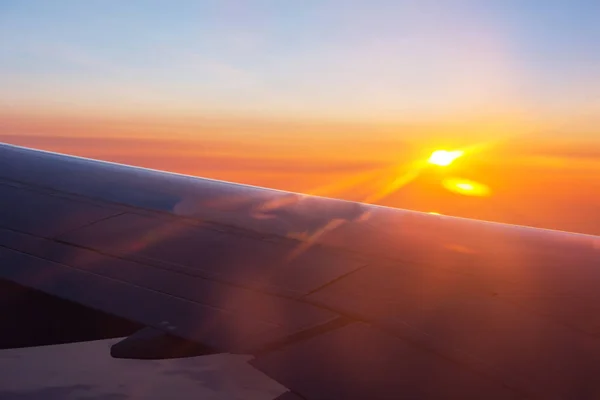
{"left": 252, "top": 322, "right": 521, "bottom": 400}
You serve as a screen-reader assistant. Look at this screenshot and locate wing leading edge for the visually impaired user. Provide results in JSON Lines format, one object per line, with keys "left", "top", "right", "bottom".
{"left": 1, "top": 142, "right": 600, "bottom": 399}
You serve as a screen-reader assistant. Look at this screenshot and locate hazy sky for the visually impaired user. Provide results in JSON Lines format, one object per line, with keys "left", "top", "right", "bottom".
{"left": 1, "top": 1, "right": 599, "bottom": 235}
{"left": 1, "top": 0, "right": 599, "bottom": 125}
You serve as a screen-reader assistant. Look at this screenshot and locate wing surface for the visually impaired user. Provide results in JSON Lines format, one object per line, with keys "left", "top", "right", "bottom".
{"left": 1, "top": 142, "right": 600, "bottom": 399}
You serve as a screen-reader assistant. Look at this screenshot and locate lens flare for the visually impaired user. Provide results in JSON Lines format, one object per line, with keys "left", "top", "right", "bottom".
{"left": 442, "top": 178, "right": 491, "bottom": 197}
{"left": 428, "top": 150, "right": 464, "bottom": 166}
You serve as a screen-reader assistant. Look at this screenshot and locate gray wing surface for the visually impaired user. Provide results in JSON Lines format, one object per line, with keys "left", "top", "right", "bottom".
{"left": 1, "top": 142, "right": 600, "bottom": 399}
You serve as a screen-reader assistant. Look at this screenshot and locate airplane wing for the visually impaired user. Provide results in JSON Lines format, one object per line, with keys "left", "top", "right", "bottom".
{"left": 1, "top": 142, "right": 599, "bottom": 400}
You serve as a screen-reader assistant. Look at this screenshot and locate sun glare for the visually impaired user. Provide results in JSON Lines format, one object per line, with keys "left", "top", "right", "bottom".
{"left": 442, "top": 178, "right": 491, "bottom": 197}
{"left": 427, "top": 150, "right": 464, "bottom": 166}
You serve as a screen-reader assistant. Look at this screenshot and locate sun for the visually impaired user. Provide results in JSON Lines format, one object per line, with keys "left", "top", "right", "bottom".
{"left": 427, "top": 150, "right": 464, "bottom": 167}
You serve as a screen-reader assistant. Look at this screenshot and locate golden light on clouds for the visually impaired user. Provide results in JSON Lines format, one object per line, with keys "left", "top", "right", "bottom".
{"left": 427, "top": 150, "right": 464, "bottom": 166}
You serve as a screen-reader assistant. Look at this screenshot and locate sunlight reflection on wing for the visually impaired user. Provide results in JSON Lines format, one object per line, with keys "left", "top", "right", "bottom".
{"left": 284, "top": 162, "right": 426, "bottom": 258}
{"left": 285, "top": 218, "right": 347, "bottom": 261}
{"left": 173, "top": 144, "right": 492, "bottom": 263}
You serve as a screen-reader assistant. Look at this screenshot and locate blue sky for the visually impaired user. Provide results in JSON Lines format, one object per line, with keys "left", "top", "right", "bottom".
{"left": 1, "top": 0, "right": 599, "bottom": 123}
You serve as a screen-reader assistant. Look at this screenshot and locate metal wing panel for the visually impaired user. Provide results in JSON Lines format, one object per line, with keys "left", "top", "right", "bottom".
{"left": 302, "top": 254, "right": 600, "bottom": 398}
{"left": 56, "top": 212, "right": 367, "bottom": 297}
{"left": 0, "top": 245, "right": 276, "bottom": 351}
{"left": 0, "top": 226, "right": 338, "bottom": 352}
{"left": 0, "top": 143, "right": 371, "bottom": 240}
{"left": 0, "top": 183, "right": 121, "bottom": 237}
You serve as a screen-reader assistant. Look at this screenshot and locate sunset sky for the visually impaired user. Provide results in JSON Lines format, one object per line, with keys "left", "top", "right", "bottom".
{"left": 1, "top": 1, "right": 599, "bottom": 235}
